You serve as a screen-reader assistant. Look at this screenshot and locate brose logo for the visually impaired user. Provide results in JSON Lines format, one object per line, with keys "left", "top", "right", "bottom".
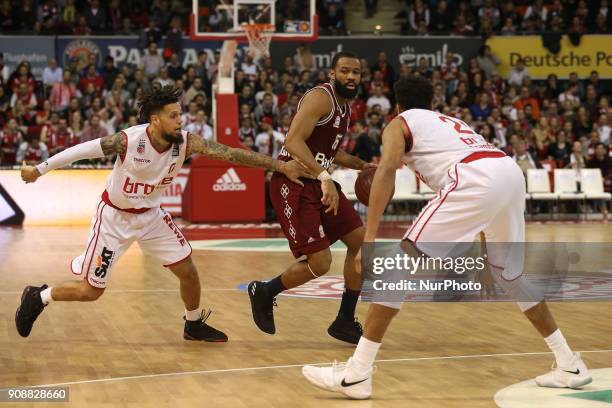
{"left": 94, "top": 247, "right": 114, "bottom": 278}
{"left": 213, "top": 168, "right": 247, "bottom": 192}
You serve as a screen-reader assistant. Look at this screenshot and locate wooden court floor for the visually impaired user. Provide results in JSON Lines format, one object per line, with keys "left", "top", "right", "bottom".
{"left": 1, "top": 223, "right": 611, "bottom": 407}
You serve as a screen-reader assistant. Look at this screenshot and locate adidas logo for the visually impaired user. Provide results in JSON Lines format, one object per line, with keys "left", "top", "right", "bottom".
{"left": 213, "top": 168, "right": 247, "bottom": 192}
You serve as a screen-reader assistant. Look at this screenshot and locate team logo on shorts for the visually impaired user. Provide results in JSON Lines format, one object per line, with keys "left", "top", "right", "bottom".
{"left": 281, "top": 184, "right": 289, "bottom": 199}
{"left": 284, "top": 203, "right": 293, "bottom": 219}
{"left": 94, "top": 247, "right": 115, "bottom": 278}
{"left": 137, "top": 139, "right": 146, "bottom": 154}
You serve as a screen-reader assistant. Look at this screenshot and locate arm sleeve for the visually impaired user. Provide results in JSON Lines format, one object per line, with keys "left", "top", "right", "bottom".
{"left": 35, "top": 138, "right": 105, "bottom": 175}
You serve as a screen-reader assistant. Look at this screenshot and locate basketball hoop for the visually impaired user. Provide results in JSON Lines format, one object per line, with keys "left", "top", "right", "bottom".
{"left": 243, "top": 23, "right": 275, "bottom": 58}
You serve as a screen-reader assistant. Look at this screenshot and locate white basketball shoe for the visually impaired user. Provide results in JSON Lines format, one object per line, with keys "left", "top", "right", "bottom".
{"left": 302, "top": 358, "right": 373, "bottom": 399}
{"left": 535, "top": 352, "right": 592, "bottom": 389}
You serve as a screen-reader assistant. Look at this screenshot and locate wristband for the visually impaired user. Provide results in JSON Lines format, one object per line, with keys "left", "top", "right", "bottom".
{"left": 317, "top": 170, "right": 332, "bottom": 181}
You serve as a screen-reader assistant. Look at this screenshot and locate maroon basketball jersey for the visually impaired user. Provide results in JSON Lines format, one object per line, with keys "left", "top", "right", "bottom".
{"left": 278, "top": 83, "right": 350, "bottom": 169}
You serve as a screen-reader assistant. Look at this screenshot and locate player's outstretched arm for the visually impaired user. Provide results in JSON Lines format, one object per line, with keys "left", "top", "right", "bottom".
{"left": 187, "top": 133, "right": 313, "bottom": 186}
{"left": 365, "top": 118, "right": 406, "bottom": 241}
{"left": 20, "top": 132, "right": 126, "bottom": 183}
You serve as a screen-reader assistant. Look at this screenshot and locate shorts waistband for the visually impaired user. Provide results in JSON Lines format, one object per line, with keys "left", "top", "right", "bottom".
{"left": 460, "top": 151, "right": 507, "bottom": 164}
{"left": 101, "top": 190, "right": 152, "bottom": 214}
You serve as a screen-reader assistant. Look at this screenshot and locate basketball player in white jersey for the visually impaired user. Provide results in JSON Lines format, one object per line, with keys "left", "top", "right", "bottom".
{"left": 16, "top": 85, "right": 310, "bottom": 342}
{"left": 302, "top": 77, "right": 591, "bottom": 398}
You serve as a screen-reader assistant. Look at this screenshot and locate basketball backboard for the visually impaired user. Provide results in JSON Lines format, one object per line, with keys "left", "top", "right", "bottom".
{"left": 191, "top": 0, "right": 317, "bottom": 42}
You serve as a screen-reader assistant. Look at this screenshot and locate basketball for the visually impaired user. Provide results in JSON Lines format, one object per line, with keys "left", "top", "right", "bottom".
{"left": 354, "top": 167, "right": 394, "bottom": 206}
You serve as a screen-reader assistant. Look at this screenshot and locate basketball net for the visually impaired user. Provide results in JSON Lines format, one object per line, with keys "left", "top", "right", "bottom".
{"left": 243, "top": 23, "right": 274, "bottom": 59}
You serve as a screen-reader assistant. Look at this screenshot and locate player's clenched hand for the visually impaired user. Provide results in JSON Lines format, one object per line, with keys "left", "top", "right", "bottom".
{"left": 280, "top": 160, "right": 315, "bottom": 186}
{"left": 321, "top": 179, "right": 339, "bottom": 215}
{"left": 20, "top": 161, "right": 42, "bottom": 183}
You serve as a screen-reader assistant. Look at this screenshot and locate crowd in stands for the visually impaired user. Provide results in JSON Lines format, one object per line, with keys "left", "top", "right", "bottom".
{"left": 0, "top": 1, "right": 610, "bottom": 195}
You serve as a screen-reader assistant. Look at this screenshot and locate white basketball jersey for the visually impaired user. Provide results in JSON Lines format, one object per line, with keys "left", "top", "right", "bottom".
{"left": 399, "top": 109, "right": 502, "bottom": 191}
{"left": 105, "top": 124, "right": 188, "bottom": 209}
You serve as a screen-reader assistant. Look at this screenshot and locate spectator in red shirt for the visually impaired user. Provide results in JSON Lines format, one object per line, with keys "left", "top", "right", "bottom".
{"left": 44, "top": 117, "right": 76, "bottom": 156}
{"left": 370, "top": 52, "right": 395, "bottom": 90}
{"left": 0, "top": 118, "right": 24, "bottom": 166}
{"left": 78, "top": 64, "right": 105, "bottom": 95}
{"left": 50, "top": 71, "right": 79, "bottom": 112}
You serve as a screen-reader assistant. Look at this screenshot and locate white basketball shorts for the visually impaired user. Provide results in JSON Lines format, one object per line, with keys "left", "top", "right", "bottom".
{"left": 404, "top": 155, "right": 526, "bottom": 281}
{"left": 70, "top": 201, "right": 192, "bottom": 288}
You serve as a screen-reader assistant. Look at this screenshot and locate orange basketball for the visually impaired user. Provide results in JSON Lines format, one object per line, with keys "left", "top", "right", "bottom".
{"left": 354, "top": 167, "right": 394, "bottom": 206}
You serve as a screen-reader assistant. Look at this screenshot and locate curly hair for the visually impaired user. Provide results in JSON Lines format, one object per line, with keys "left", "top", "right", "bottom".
{"left": 394, "top": 76, "right": 434, "bottom": 111}
{"left": 137, "top": 85, "right": 182, "bottom": 123}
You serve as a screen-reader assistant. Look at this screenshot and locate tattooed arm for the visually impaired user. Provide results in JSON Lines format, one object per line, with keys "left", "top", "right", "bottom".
{"left": 187, "top": 133, "right": 314, "bottom": 185}
{"left": 21, "top": 132, "right": 126, "bottom": 183}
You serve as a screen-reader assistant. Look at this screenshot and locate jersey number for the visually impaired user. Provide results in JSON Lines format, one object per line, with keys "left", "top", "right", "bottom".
{"left": 438, "top": 115, "right": 480, "bottom": 145}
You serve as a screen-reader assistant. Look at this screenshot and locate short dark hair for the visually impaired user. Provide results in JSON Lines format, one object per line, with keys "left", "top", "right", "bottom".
{"left": 331, "top": 51, "right": 359, "bottom": 69}
{"left": 394, "top": 77, "right": 433, "bottom": 110}
{"left": 138, "top": 85, "right": 182, "bottom": 122}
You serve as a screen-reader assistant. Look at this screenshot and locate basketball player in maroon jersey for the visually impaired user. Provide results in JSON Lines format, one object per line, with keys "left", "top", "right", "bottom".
{"left": 248, "top": 52, "right": 373, "bottom": 344}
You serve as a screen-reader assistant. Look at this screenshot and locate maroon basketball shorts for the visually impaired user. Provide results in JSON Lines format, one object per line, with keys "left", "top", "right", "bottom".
{"left": 270, "top": 172, "right": 363, "bottom": 258}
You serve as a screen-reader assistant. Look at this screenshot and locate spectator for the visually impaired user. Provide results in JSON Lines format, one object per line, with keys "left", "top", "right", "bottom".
{"left": 559, "top": 83, "right": 581, "bottom": 110}
{"left": 42, "top": 58, "right": 63, "bottom": 88}
{"left": 514, "top": 86, "right": 541, "bottom": 120}
{"left": 141, "top": 20, "right": 163, "bottom": 48}
{"left": 83, "top": 0, "right": 107, "bottom": 32}
{"left": 44, "top": 117, "right": 76, "bottom": 156}
{"left": 167, "top": 54, "right": 185, "bottom": 82}
{"left": 35, "top": 100, "right": 53, "bottom": 126}
{"left": 0, "top": 118, "right": 24, "bottom": 166}
{"left": 238, "top": 117, "right": 256, "bottom": 147}
{"left": 238, "top": 85, "right": 256, "bottom": 112}
{"left": 154, "top": 67, "right": 175, "bottom": 88}
{"left": 255, "top": 93, "right": 280, "bottom": 124}
{"left": 430, "top": 0, "right": 452, "bottom": 33}
{"left": 352, "top": 121, "right": 378, "bottom": 162}
{"left": 181, "top": 102, "right": 199, "bottom": 127}
{"left": 371, "top": 52, "right": 395, "bottom": 90}
{"left": 73, "top": 14, "right": 92, "bottom": 35}
{"left": 78, "top": 64, "right": 105, "bottom": 95}
{"left": 241, "top": 54, "right": 258, "bottom": 82}
{"left": 470, "top": 93, "right": 493, "bottom": 121}
{"left": 476, "top": 45, "right": 500, "bottom": 79}
{"left": 596, "top": 114, "right": 611, "bottom": 144}
{"left": 108, "top": 0, "right": 122, "bottom": 32}
{"left": 80, "top": 114, "right": 108, "bottom": 143}
{"left": 568, "top": 140, "right": 587, "bottom": 170}
{"left": 17, "top": 138, "right": 48, "bottom": 165}
{"left": 119, "top": 17, "right": 137, "bottom": 35}
{"left": 185, "top": 77, "right": 208, "bottom": 107}
{"left": 366, "top": 85, "right": 391, "bottom": 115}
{"left": 513, "top": 138, "right": 540, "bottom": 176}
{"left": 500, "top": 17, "right": 517, "bottom": 35}
{"left": 508, "top": 59, "right": 529, "bottom": 87}
{"left": 320, "top": 3, "right": 346, "bottom": 35}
{"left": 452, "top": 14, "right": 474, "bottom": 35}
{"left": 185, "top": 110, "right": 213, "bottom": 140}
{"left": 587, "top": 142, "right": 610, "bottom": 181}
{"left": 549, "top": 130, "right": 572, "bottom": 167}
{"left": 140, "top": 42, "right": 165, "bottom": 79}
{"left": 408, "top": 0, "right": 430, "bottom": 33}
{"left": 255, "top": 119, "right": 285, "bottom": 158}
{"left": 165, "top": 17, "right": 183, "bottom": 57}
{"left": 127, "top": 68, "right": 151, "bottom": 95}
{"left": 10, "top": 83, "right": 37, "bottom": 114}
{"left": 478, "top": 0, "right": 501, "bottom": 28}
{"left": 100, "top": 57, "right": 119, "bottom": 91}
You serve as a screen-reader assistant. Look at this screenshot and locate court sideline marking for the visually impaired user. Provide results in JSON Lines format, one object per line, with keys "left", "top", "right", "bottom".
{"left": 5, "top": 349, "right": 612, "bottom": 389}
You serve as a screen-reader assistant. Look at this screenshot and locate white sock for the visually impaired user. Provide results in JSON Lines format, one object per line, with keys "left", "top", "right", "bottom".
{"left": 350, "top": 336, "right": 381, "bottom": 375}
{"left": 40, "top": 287, "right": 53, "bottom": 305}
{"left": 185, "top": 308, "right": 201, "bottom": 321}
{"left": 544, "top": 329, "right": 575, "bottom": 368}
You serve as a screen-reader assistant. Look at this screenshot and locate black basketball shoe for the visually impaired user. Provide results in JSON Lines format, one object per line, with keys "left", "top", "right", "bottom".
{"left": 15, "top": 284, "right": 48, "bottom": 338}
{"left": 247, "top": 281, "right": 276, "bottom": 334}
{"left": 327, "top": 315, "right": 363, "bottom": 344}
{"left": 184, "top": 310, "right": 228, "bottom": 342}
